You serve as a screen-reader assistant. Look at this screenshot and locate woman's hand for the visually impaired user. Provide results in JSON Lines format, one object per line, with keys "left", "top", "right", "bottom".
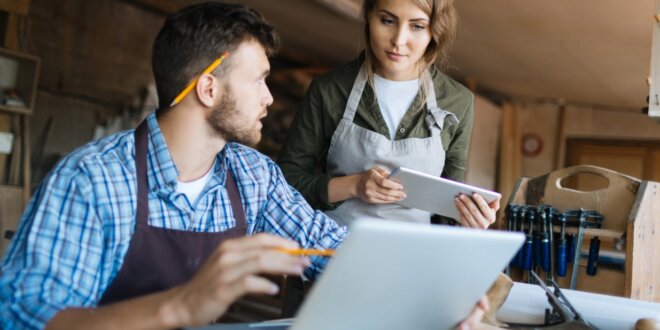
{"left": 456, "top": 296, "right": 490, "bottom": 330}
{"left": 455, "top": 193, "right": 500, "bottom": 229}
{"left": 354, "top": 167, "right": 406, "bottom": 204}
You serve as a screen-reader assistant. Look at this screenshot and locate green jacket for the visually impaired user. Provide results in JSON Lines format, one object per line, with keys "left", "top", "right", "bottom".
{"left": 277, "top": 58, "right": 474, "bottom": 210}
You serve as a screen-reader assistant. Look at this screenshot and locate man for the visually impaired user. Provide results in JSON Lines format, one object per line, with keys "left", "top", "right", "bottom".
{"left": 0, "top": 2, "right": 486, "bottom": 329}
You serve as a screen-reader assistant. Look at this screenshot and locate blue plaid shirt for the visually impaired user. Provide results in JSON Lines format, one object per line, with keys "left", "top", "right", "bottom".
{"left": 0, "top": 113, "right": 347, "bottom": 329}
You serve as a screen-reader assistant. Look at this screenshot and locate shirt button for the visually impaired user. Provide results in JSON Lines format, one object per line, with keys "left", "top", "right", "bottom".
{"left": 399, "top": 128, "right": 406, "bottom": 134}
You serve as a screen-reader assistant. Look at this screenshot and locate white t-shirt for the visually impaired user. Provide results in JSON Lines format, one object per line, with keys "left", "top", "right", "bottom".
{"left": 176, "top": 163, "right": 215, "bottom": 206}
{"left": 373, "top": 74, "right": 420, "bottom": 140}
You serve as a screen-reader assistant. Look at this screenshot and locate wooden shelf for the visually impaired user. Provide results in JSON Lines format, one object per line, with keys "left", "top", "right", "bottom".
{"left": 504, "top": 165, "right": 660, "bottom": 302}
{"left": 0, "top": 104, "right": 31, "bottom": 115}
{"left": 0, "top": 47, "right": 38, "bottom": 257}
{"left": 0, "top": 47, "right": 40, "bottom": 114}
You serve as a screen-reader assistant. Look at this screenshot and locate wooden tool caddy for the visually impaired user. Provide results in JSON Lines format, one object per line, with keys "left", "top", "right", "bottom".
{"left": 504, "top": 165, "right": 660, "bottom": 302}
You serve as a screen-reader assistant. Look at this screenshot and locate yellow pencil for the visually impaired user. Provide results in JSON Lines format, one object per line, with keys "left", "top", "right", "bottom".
{"left": 170, "top": 51, "right": 230, "bottom": 107}
{"left": 275, "top": 248, "right": 334, "bottom": 257}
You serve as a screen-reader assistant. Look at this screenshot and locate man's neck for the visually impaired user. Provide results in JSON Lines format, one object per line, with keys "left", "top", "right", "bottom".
{"left": 157, "top": 106, "right": 226, "bottom": 182}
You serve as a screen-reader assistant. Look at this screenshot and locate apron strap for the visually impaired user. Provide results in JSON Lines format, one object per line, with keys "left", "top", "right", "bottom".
{"left": 225, "top": 170, "right": 247, "bottom": 228}
{"left": 135, "top": 120, "right": 150, "bottom": 226}
{"left": 343, "top": 65, "right": 369, "bottom": 121}
{"left": 423, "top": 70, "right": 459, "bottom": 132}
{"left": 134, "top": 120, "right": 246, "bottom": 228}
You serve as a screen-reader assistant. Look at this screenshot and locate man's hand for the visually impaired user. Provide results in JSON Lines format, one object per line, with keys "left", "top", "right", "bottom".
{"left": 455, "top": 193, "right": 500, "bottom": 229}
{"left": 170, "top": 234, "right": 310, "bottom": 327}
{"left": 354, "top": 167, "right": 406, "bottom": 204}
{"left": 456, "top": 296, "right": 490, "bottom": 330}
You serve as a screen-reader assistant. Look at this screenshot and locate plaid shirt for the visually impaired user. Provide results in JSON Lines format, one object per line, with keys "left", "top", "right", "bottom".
{"left": 0, "top": 113, "right": 347, "bottom": 329}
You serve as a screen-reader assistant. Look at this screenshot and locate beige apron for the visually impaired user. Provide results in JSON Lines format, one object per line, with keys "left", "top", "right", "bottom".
{"left": 324, "top": 65, "right": 458, "bottom": 226}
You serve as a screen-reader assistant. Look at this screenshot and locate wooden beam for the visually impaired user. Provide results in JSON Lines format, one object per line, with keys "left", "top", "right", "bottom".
{"left": 3, "top": 12, "right": 20, "bottom": 50}
{"left": 119, "top": 0, "right": 177, "bottom": 16}
{"left": 553, "top": 102, "right": 567, "bottom": 170}
{"left": 496, "top": 101, "right": 522, "bottom": 229}
{"left": 0, "top": 0, "right": 30, "bottom": 16}
{"left": 649, "top": 0, "right": 660, "bottom": 120}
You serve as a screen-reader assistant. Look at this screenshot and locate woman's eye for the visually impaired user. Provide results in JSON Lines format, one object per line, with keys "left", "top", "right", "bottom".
{"left": 412, "top": 24, "right": 426, "bottom": 31}
{"left": 381, "top": 17, "right": 395, "bottom": 25}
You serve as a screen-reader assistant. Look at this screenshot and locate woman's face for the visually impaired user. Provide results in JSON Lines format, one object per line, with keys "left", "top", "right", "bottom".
{"left": 368, "top": 0, "right": 432, "bottom": 81}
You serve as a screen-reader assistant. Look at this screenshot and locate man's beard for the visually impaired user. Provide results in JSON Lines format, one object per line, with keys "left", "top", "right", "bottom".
{"left": 207, "top": 85, "right": 261, "bottom": 147}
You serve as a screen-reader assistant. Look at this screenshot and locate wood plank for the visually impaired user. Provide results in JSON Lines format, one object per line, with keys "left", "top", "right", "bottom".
{"left": 649, "top": 0, "right": 660, "bottom": 120}
{"left": 626, "top": 181, "right": 660, "bottom": 302}
{"left": 7, "top": 114, "right": 20, "bottom": 185}
{"left": 0, "top": 0, "right": 30, "bottom": 16}
{"left": 0, "top": 113, "right": 10, "bottom": 183}
{"left": 496, "top": 102, "right": 521, "bottom": 229}
{"left": 0, "top": 184, "right": 24, "bottom": 257}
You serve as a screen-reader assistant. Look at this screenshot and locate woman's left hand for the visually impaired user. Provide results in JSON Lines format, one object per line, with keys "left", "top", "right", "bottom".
{"left": 455, "top": 296, "right": 489, "bottom": 330}
{"left": 455, "top": 193, "right": 500, "bottom": 229}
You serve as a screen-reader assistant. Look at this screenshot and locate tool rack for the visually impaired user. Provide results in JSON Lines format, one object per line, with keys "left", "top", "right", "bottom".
{"left": 502, "top": 165, "right": 660, "bottom": 302}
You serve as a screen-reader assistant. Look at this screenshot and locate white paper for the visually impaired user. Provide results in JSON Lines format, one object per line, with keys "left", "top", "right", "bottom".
{"left": 498, "top": 282, "right": 660, "bottom": 330}
{"left": 0, "top": 56, "right": 18, "bottom": 89}
{"left": 0, "top": 131, "right": 13, "bottom": 154}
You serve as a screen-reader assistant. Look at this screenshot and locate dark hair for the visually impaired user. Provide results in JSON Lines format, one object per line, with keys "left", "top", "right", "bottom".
{"left": 152, "top": 2, "right": 279, "bottom": 109}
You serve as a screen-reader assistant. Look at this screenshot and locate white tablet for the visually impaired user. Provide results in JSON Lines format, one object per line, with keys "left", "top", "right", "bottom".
{"left": 389, "top": 166, "right": 501, "bottom": 220}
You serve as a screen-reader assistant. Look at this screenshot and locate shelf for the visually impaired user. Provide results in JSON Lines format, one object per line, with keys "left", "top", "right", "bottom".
{"left": 0, "top": 47, "right": 40, "bottom": 115}
{"left": 0, "top": 104, "right": 31, "bottom": 115}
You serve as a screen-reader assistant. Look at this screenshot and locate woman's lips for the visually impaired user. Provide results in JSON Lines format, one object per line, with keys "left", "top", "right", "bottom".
{"left": 386, "top": 51, "right": 406, "bottom": 61}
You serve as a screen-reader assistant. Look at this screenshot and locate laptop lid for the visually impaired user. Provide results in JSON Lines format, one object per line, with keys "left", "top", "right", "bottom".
{"left": 290, "top": 219, "right": 524, "bottom": 330}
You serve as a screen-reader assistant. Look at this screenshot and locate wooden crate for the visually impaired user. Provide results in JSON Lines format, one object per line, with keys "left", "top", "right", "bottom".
{"left": 503, "top": 165, "right": 660, "bottom": 302}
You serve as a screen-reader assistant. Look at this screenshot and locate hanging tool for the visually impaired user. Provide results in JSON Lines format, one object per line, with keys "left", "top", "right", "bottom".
{"left": 538, "top": 205, "right": 551, "bottom": 275}
{"left": 529, "top": 208, "right": 541, "bottom": 275}
{"left": 585, "top": 212, "right": 604, "bottom": 277}
{"left": 506, "top": 204, "right": 516, "bottom": 275}
{"left": 566, "top": 233, "right": 575, "bottom": 264}
{"left": 586, "top": 236, "right": 601, "bottom": 276}
{"left": 546, "top": 206, "right": 557, "bottom": 283}
{"left": 521, "top": 207, "right": 534, "bottom": 282}
{"left": 568, "top": 208, "right": 587, "bottom": 290}
{"left": 513, "top": 206, "right": 525, "bottom": 269}
{"left": 564, "top": 209, "right": 604, "bottom": 289}
{"left": 529, "top": 271, "right": 597, "bottom": 329}
{"left": 556, "top": 213, "right": 568, "bottom": 277}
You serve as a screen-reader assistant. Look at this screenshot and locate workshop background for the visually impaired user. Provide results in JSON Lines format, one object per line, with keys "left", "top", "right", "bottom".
{"left": 1, "top": 0, "right": 659, "bottom": 319}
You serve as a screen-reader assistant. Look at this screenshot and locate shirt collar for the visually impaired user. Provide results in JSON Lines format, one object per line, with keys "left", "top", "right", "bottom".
{"left": 143, "top": 113, "right": 231, "bottom": 195}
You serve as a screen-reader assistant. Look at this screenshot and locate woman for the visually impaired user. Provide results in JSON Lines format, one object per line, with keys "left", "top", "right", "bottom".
{"left": 278, "top": 0, "right": 499, "bottom": 228}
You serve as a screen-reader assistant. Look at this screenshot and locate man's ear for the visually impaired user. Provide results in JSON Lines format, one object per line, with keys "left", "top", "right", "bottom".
{"left": 195, "top": 73, "right": 221, "bottom": 108}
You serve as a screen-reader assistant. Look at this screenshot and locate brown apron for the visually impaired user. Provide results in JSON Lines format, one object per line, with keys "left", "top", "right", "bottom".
{"left": 99, "top": 120, "right": 246, "bottom": 305}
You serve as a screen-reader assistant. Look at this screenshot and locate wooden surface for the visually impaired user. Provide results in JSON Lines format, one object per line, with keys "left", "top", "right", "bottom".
{"left": 526, "top": 165, "right": 640, "bottom": 233}
{"left": 626, "top": 181, "right": 660, "bottom": 301}
{"left": 507, "top": 165, "right": 660, "bottom": 301}
{"left": 0, "top": 113, "right": 9, "bottom": 183}
{"left": 496, "top": 102, "right": 522, "bottom": 229}
{"left": 0, "top": 0, "right": 31, "bottom": 16}
{"left": 0, "top": 185, "right": 24, "bottom": 257}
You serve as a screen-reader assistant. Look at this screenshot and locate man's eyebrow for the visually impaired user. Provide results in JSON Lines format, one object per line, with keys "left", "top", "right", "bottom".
{"left": 378, "top": 9, "right": 429, "bottom": 22}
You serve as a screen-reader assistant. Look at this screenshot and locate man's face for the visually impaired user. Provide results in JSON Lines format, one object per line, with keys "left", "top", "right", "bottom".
{"left": 207, "top": 39, "right": 273, "bottom": 147}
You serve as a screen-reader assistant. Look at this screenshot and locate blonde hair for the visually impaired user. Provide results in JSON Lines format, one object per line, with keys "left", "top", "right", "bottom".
{"left": 362, "top": 0, "right": 458, "bottom": 112}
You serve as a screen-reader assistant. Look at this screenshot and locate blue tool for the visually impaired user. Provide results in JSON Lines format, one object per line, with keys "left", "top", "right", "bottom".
{"left": 522, "top": 208, "right": 534, "bottom": 279}
{"left": 539, "top": 206, "right": 551, "bottom": 274}
{"left": 586, "top": 236, "right": 601, "bottom": 276}
{"left": 555, "top": 213, "right": 568, "bottom": 277}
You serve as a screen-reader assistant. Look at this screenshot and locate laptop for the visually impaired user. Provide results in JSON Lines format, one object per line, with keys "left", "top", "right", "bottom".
{"left": 192, "top": 219, "right": 524, "bottom": 330}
